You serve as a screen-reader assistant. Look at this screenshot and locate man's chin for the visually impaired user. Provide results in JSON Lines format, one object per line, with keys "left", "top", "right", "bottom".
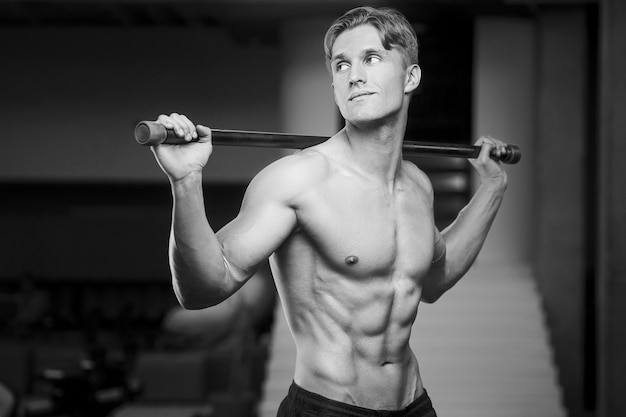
{"left": 346, "top": 114, "right": 386, "bottom": 130}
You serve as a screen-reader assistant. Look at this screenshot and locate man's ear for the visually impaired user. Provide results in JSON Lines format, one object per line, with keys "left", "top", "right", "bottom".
{"left": 404, "top": 64, "right": 421, "bottom": 94}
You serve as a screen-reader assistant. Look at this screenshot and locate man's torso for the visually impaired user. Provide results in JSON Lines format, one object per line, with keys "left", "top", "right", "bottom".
{"left": 270, "top": 141, "right": 436, "bottom": 409}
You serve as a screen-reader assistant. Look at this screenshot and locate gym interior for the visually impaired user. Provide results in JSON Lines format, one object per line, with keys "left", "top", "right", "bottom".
{"left": 0, "top": 1, "right": 624, "bottom": 416}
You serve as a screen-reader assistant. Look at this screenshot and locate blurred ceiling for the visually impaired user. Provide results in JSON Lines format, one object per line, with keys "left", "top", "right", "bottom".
{"left": 0, "top": 0, "right": 542, "bottom": 28}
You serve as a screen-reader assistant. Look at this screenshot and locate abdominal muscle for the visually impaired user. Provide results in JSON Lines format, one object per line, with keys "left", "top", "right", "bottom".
{"left": 273, "top": 245, "right": 426, "bottom": 410}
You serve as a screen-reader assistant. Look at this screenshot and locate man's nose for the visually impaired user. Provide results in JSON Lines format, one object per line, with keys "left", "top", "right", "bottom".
{"left": 349, "top": 63, "right": 366, "bottom": 86}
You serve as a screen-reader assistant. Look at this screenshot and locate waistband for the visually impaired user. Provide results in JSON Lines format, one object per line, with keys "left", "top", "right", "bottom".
{"left": 285, "top": 381, "right": 436, "bottom": 417}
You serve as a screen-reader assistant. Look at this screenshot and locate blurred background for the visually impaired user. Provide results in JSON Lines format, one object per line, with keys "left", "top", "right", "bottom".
{"left": 0, "top": 0, "right": 624, "bottom": 416}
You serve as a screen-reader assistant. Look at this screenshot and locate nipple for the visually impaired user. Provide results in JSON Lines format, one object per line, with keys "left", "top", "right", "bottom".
{"left": 345, "top": 255, "right": 359, "bottom": 266}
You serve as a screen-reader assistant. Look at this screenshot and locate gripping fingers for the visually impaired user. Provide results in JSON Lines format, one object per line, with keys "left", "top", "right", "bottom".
{"left": 478, "top": 135, "right": 508, "bottom": 161}
{"left": 175, "top": 114, "right": 198, "bottom": 141}
{"left": 156, "top": 114, "right": 178, "bottom": 135}
{"left": 157, "top": 113, "right": 198, "bottom": 142}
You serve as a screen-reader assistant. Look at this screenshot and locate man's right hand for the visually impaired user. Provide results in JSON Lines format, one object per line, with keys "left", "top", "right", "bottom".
{"left": 150, "top": 113, "right": 214, "bottom": 183}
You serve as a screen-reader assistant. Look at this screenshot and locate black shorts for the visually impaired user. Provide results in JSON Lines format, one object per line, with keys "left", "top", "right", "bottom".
{"left": 276, "top": 382, "right": 438, "bottom": 417}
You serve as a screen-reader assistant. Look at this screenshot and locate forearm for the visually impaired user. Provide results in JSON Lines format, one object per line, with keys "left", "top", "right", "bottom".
{"left": 444, "top": 178, "right": 506, "bottom": 273}
{"left": 168, "top": 172, "right": 236, "bottom": 309}
{"left": 425, "top": 178, "right": 506, "bottom": 301}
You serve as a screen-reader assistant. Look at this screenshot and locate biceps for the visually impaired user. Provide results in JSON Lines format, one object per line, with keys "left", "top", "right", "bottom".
{"left": 217, "top": 202, "right": 296, "bottom": 277}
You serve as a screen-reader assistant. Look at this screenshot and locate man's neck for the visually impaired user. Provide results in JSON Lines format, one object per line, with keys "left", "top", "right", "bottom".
{"left": 342, "top": 121, "right": 406, "bottom": 187}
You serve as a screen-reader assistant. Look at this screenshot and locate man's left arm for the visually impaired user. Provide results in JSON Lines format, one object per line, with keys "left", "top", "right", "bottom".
{"left": 421, "top": 136, "right": 508, "bottom": 303}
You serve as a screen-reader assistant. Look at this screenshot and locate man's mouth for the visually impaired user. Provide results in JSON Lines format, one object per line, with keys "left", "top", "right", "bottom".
{"left": 349, "top": 91, "right": 374, "bottom": 101}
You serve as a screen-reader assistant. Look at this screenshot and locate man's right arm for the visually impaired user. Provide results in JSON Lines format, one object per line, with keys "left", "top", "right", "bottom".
{"left": 168, "top": 171, "right": 232, "bottom": 309}
{"left": 168, "top": 157, "right": 300, "bottom": 310}
{"left": 150, "top": 113, "right": 304, "bottom": 309}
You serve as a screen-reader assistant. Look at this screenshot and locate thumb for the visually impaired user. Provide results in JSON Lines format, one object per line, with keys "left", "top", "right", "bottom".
{"left": 196, "top": 125, "right": 212, "bottom": 139}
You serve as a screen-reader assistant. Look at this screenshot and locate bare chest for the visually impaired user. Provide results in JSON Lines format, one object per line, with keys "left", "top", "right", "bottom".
{"left": 294, "top": 177, "right": 435, "bottom": 278}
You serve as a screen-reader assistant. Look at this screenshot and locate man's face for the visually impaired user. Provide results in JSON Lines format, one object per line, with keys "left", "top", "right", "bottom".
{"left": 330, "top": 24, "right": 419, "bottom": 128}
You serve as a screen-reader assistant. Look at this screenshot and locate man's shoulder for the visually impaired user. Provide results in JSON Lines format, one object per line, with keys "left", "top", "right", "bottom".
{"left": 246, "top": 147, "right": 333, "bottom": 201}
{"left": 259, "top": 146, "right": 332, "bottom": 181}
{"left": 402, "top": 159, "right": 434, "bottom": 195}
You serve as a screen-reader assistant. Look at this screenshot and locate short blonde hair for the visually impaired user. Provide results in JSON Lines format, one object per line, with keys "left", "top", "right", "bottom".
{"left": 324, "top": 6, "right": 419, "bottom": 70}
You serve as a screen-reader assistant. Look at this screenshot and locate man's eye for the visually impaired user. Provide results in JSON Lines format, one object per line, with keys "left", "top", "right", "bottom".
{"left": 366, "top": 55, "right": 381, "bottom": 64}
{"left": 336, "top": 62, "right": 349, "bottom": 72}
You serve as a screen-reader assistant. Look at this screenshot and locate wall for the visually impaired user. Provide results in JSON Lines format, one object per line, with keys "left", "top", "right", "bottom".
{"left": 473, "top": 18, "right": 535, "bottom": 265}
{"left": 475, "top": 11, "right": 593, "bottom": 417}
{"left": 535, "top": 8, "right": 590, "bottom": 417}
{"left": 0, "top": 183, "right": 246, "bottom": 280}
{"left": 280, "top": 18, "right": 338, "bottom": 138}
{"left": 597, "top": 0, "right": 626, "bottom": 415}
{"left": 0, "top": 25, "right": 284, "bottom": 183}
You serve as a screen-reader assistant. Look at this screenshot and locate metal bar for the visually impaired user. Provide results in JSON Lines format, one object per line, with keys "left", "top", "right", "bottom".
{"left": 135, "top": 121, "right": 521, "bottom": 164}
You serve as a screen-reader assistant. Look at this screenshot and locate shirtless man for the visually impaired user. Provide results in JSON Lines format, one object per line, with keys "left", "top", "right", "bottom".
{"left": 149, "top": 6, "right": 508, "bottom": 416}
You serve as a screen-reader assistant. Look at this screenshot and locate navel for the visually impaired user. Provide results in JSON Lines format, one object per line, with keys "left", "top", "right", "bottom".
{"left": 345, "top": 255, "right": 359, "bottom": 266}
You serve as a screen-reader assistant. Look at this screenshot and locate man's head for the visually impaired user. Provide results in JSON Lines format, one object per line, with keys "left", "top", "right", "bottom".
{"left": 325, "top": 7, "right": 421, "bottom": 128}
{"left": 324, "top": 6, "right": 418, "bottom": 72}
